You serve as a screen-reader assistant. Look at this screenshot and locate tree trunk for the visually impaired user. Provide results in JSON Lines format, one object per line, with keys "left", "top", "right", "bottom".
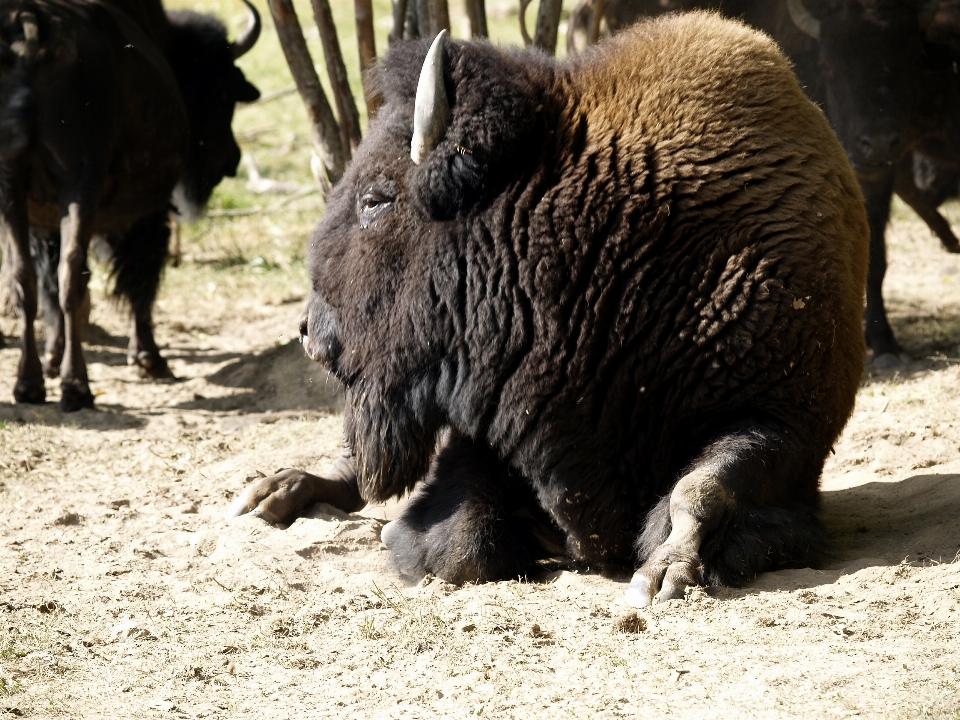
{"left": 354, "top": 0, "right": 382, "bottom": 117}
{"left": 311, "top": 0, "right": 363, "bottom": 159}
{"left": 266, "top": 0, "right": 344, "bottom": 188}
{"left": 432, "top": 0, "right": 450, "bottom": 34}
{"left": 534, "top": 0, "right": 563, "bottom": 54}
{"left": 587, "top": 0, "right": 606, "bottom": 44}
{"left": 465, "top": 0, "right": 488, "bottom": 38}
{"left": 389, "top": 0, "right": 409, "bottom": 44}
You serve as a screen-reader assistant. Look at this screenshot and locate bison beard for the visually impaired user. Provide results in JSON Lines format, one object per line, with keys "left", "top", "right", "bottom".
{"left": 232, "top": 12, "right": 870, "bottom": 606}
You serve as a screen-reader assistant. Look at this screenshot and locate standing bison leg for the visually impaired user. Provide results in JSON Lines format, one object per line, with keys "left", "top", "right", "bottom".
{"left": 226, "top": 449, "right": 365, "bottom": 522}
{"left": 29, "top": 229, "right": 66, "bottom": 378}
{"left": 1, "top": 180, "right": 44, "bottom": 404}
{"left": 381, "top": 432, "right": 565, "bottom": 585}
{"left": 860, "top": 171, "right": 905, "bottom": 363}
{"left": 626, "top": 422, "right": 824, "bottom": 607}
{"left": 57, "top": 201, "right": 95, "bottom": 411}
{"left": 113, "top": 213, "right": 174, "bottom": 379}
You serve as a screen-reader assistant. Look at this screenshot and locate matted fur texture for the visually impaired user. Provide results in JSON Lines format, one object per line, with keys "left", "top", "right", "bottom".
{"left": 296, "top": 12, "right": 869, "bottom": 587}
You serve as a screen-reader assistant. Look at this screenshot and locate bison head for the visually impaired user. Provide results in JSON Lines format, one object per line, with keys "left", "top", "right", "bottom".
{"left": 167, "top": 0, "right": 261, "bottom": 220}
{"left": 788, "top": 0, "right": 937, "bottom": 174}
{"left": 300, "top": 33, "right": 548, "bottom": 501}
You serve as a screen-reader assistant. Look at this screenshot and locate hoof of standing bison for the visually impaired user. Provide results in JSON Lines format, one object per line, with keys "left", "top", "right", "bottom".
{"left": 13, "top": 379, "right": 46, "bottom": 405}
{"left": 872, "top": 352, "right": 911, "bottom": 370}
{"left": 132, "top": 352, "right": 175, "bottom": 380}
{"left": 59, "top": 381, "right": 94, "bottom": 412}
{"left": 42, "top": 355, "right": 62, "bottom": 379}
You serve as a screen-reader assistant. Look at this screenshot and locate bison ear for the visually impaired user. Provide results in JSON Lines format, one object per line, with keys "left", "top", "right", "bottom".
{"left": 410, "top": 41, "right": 543, "bottom": 219}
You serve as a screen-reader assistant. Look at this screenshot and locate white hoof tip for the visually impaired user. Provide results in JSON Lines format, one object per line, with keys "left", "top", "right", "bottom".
{"left": 624, "top": 577, "right": 653, "bottom": 608}
{"left": 225, "top": 497, "right": 251, "bottom": 520}
{"left": 380, "top": 520, "right": 398, "bottom": 547}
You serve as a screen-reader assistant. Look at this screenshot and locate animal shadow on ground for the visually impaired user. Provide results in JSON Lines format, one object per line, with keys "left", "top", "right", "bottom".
{"left": 879, "top": 307, "right": 960, "bottom": 368}
{"left": 0, "top": 399, "right": 146, "bottom": 430}
{"left": 176, "top": 338, "right": 344, "bottom": 415}
{"left": 730, "top": 473, "right": 960, "bottom": 597}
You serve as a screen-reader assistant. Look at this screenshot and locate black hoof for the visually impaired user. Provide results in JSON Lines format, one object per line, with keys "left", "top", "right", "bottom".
{"left": 14, "top": 380, "right": 46, "bottom": 405}
{"left": 872, "top": 352, "right": 911, "bottom": 370}
{"left": 59, "top": 383, "right": 94, "bottom": 412}
{"left": 42, "top": 356, "right": 61, "bottom": 380}
{"left": 132, "top": 351, "right": 175, "bottom": 380}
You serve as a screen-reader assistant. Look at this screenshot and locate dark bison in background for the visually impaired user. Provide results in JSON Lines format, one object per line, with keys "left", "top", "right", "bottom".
{"left": 571, "top": 0, "right": 945, "bottom": 364}
{"left": 0, "top": 0, "right": 260, "bottom": 411}
{"left": 232, "top": 13, "right": 869, "bottom": 606}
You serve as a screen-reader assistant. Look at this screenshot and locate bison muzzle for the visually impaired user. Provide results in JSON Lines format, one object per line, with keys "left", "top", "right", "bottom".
{"left": 232, "top": 12, "right": 869, "bottom": 606}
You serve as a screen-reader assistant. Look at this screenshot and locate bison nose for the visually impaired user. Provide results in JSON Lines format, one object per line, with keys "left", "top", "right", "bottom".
{"left": 855, "top": 132, "right": 900, "bottom": 166}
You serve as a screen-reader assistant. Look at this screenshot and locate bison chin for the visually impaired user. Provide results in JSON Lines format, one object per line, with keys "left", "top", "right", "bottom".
{"left": 343, "top": 375, "right": 445, "bottom": 504}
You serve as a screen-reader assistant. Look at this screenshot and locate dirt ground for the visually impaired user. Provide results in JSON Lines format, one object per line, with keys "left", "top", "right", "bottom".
{"left": 2, "top": 204, "right": 960, "bottom": 719}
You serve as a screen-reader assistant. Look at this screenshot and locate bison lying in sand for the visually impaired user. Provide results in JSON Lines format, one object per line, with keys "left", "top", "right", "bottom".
{"left": 231, "top": 13, "right": 869, "bottom": 606}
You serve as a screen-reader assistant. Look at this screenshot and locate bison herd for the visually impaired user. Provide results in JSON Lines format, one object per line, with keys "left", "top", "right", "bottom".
{"left": 0, "top": 1, "right": 956, "bottom": 606}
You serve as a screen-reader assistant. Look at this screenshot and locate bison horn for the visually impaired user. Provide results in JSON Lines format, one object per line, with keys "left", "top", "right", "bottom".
{"left": 11, "top": 11, "right": 39, "bottom": 61}
{"left": 411, "top": 30, "right": 450, "bottom": 165}
{"left": 919, "top": 0, "right": 940, "bottom": 28}
{"left": 230, "top": 0, "right": 261, "bottom": 60}
{"left": 787, "top": 0, "right": 821, "bottom": 40}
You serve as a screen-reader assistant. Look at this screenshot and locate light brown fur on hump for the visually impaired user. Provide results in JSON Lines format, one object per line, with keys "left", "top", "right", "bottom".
{"left": 568, "top": 12, "right": 802, "bottom": 142}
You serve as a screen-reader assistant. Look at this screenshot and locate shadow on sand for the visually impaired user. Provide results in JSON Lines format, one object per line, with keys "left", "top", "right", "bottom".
{"left": 736, "top": 473, "right": 960, "bottom": 595}
{"left": 174, "top": 339, "right": 344, "bottom": 416}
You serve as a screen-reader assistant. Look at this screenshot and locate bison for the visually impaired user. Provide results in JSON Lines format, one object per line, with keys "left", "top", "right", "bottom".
{"left": 570, "top": 0, "right": 942, "bottom": 363}
{"left": 231, "top": 13, "right": 869, "bottom": 606}
{"left": 0, "top": 0, "right": 259, "bottom": 411}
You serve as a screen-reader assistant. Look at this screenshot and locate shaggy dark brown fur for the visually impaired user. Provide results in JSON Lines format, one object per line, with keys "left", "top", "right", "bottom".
{"left": 235, "top": 13, "right": 869, "bottom": 601}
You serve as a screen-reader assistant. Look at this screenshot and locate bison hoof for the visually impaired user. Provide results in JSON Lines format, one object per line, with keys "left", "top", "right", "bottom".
{"left": 132, "top": 352, "right": 175, "bottom": 380}
{"left": 625, "top": 550, "right": 702, "bottom": 608}
{"left": 13, "top": 380, "right": 46, "bottom": 405}
{"left": 42, "top": 355, "right": 62, "bottom": 379}
{"left": 226, "top": 469, "right": 320, "bottom": 524}
{"left": 59, "top": 381, "right": 94, "bottom": 412}
{"left": 872, "top": 352, "right": 911, "bottom": 370}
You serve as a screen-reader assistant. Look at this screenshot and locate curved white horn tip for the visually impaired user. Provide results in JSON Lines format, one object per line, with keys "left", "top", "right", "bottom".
{"left": 411, "top": 30, "right": 450, "bottom": 165}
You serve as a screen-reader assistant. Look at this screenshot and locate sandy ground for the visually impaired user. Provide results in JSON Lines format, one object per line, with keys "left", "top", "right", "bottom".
{"left": 2, "top": 207, "right": 960, "bottom": 719}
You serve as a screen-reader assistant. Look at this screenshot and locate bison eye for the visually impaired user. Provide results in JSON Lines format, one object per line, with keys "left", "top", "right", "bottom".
{"left": 358, "top": 190, "right": 394, "bottom": 229}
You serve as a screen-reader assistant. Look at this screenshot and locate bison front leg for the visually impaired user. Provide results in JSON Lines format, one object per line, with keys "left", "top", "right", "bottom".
{"left": 381, "top": 432, "right": 565, "bottom": 585}
{"left": 226, "top": 449, "right": 365, "bottom": 523}
{"left": 626, "top": 421, "right": 824, "bottom": 607}
{"left": 56, "top": 202, "right": 94, "bottom": 411}
{"left": 1, "top": 183, "right": 45, "bottom": 404}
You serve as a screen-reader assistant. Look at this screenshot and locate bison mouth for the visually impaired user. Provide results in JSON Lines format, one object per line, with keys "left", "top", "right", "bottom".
{"left": 299, "top": 303, "right": 345, "bottom": 378}
{"left": 848, "top": 160, "right": 895, "bottom": 181}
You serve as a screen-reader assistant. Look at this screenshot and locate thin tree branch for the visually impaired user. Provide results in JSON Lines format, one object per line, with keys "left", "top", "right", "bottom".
{"left": 355, "top": 0, "right": 382, "bottom": 117}
{"left": 587, "top": 0, "right": 606, "bottom": 44}
{"left": 389, "top": 0, "right": 409, "bottom": 44}
{"left": 266, "top": 0, "right": 344, "bottom": 188}
{"left": 534, "top": 0, "right": 563, "bottom": 55}
{"left": 311, "top": 0, "right": 363, "bottom": 158}
{"left": 465, "top": 0, "right": 488, "bottom": 38}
